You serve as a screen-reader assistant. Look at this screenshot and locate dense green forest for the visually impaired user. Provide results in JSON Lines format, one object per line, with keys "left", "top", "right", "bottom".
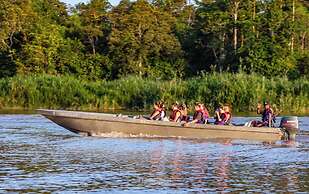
{"left": 1, "top": 0, "right": 308, "bottom": 79}
{"left": 0, "top": 0, "right": 308, "bottom": 112}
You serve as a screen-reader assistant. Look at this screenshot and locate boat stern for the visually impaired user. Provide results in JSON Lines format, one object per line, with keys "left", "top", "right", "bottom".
{"left": 280, "top": 116, "right": 299, "bottom": 141}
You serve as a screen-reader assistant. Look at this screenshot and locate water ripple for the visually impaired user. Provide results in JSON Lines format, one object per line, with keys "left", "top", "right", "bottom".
{"left": 0, "top": 114, "right": 308, "bottom": 192}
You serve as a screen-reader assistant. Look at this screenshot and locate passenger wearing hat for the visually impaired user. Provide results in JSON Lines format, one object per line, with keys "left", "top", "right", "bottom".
{"left": 255, "top": 101, "right": 275, "bottom": 127}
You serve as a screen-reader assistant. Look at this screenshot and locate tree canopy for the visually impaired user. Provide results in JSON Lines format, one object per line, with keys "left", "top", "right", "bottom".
{"left": 0, "top": 0, "right": 308, "bottom": 80}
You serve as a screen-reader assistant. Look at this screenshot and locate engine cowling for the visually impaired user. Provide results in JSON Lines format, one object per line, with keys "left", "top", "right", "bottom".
{"left": 280, "top": 116, "right": 299, "bottom": 141}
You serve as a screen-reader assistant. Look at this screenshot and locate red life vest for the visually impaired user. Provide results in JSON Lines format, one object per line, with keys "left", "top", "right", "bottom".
{"left": 225, "top": 112, "right": 232, "bottom": 124}
{"left": 221, "top": 112, "right": 228, "bottom": 122}
{"left": 170, "top": 110, "right": 181, "bottom": 122}
{"left": 202, "top": 109, "right": 209, "bottom": 119}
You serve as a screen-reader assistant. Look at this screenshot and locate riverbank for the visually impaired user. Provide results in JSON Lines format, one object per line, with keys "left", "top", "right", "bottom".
{"left": 0, "top": 73, "right": 308, "bottom": 114}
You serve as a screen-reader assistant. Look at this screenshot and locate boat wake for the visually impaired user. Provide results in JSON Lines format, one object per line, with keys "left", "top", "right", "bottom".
{"left": 88, "top": 131, "right": 309, "bottom": 146}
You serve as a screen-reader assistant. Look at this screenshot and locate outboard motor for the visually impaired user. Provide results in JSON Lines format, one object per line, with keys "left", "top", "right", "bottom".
{"left": 280, "top": 116, "right": 299, "bottom": 141}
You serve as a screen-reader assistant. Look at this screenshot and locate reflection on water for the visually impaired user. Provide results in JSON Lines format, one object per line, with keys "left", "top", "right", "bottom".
{"left": 0, "top": 115, "right": 308, "bottom": 193}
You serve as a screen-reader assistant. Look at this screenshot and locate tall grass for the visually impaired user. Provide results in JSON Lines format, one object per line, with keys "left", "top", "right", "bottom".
{"left": 0, "top": 73, "right": 308, "bottom": 114}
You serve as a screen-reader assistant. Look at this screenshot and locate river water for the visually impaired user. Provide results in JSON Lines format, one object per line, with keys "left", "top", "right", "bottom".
{"left": 0, "top": 114, "right": 308, "bottom": 193}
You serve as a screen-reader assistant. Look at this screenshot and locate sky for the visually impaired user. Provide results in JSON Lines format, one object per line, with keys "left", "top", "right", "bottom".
{"left": 61, "top": 0, "right": 121, "bottom": 6}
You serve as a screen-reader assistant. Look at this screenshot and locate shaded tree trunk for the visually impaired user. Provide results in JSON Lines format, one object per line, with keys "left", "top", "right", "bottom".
{"left": 9, "top": 32, "right": 14, "bottom": 48}
{"left": 219, "top": 32, "right": 226, "bottom": 69}
{"left": 301, "top": 32, "right": 306, "bottom": 53}
{"left": 89, "top": 37, "right": 96, "bottom": 55}
{"left": 291, "top": 0, "right": 295, "bottom": 53}
{"left": 252, "top": 0, "right": 256, "bottom": 34}
{"left": 233, "top": 1, "right": 240, "bottom": 53}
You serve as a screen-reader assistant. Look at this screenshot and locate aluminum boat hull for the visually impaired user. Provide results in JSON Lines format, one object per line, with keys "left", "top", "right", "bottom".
{"left": 37, "top": 109, "right": 286, "bottom": 142}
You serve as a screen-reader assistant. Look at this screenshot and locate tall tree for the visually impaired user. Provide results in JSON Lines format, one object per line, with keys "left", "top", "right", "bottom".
{"left": 231, "top": 0, "right": 240, "bottom": 53}
{"left": 76, "top": 0, "right": 111, "bottom": 55}
{"left": 0, "top": 0, "right": 33, "bottom": 77}
{"left": 12, "top": 0, "right": 69, "bottom": 75}
{"left": 108, "top": 0, "right": 184, "bottom": 78}
{"left": 188, "top": 0, "right": 231, "bottom": 73}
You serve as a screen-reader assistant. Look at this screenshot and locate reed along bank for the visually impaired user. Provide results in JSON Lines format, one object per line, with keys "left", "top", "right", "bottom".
{"left": 0, "top": 73, "right": 308, "bottom": 114}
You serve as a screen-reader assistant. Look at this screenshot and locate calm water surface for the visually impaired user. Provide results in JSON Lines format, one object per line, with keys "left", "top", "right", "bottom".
{"left": 0, "top": 114, "right": 308, "bottom": 193}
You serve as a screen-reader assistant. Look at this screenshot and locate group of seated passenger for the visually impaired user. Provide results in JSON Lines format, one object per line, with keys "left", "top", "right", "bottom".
{"left": 147, "top": 101, "right": 232, "bottom": 125}
{"left": 137, "top": 100, "right": 276, "bottom": 128}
